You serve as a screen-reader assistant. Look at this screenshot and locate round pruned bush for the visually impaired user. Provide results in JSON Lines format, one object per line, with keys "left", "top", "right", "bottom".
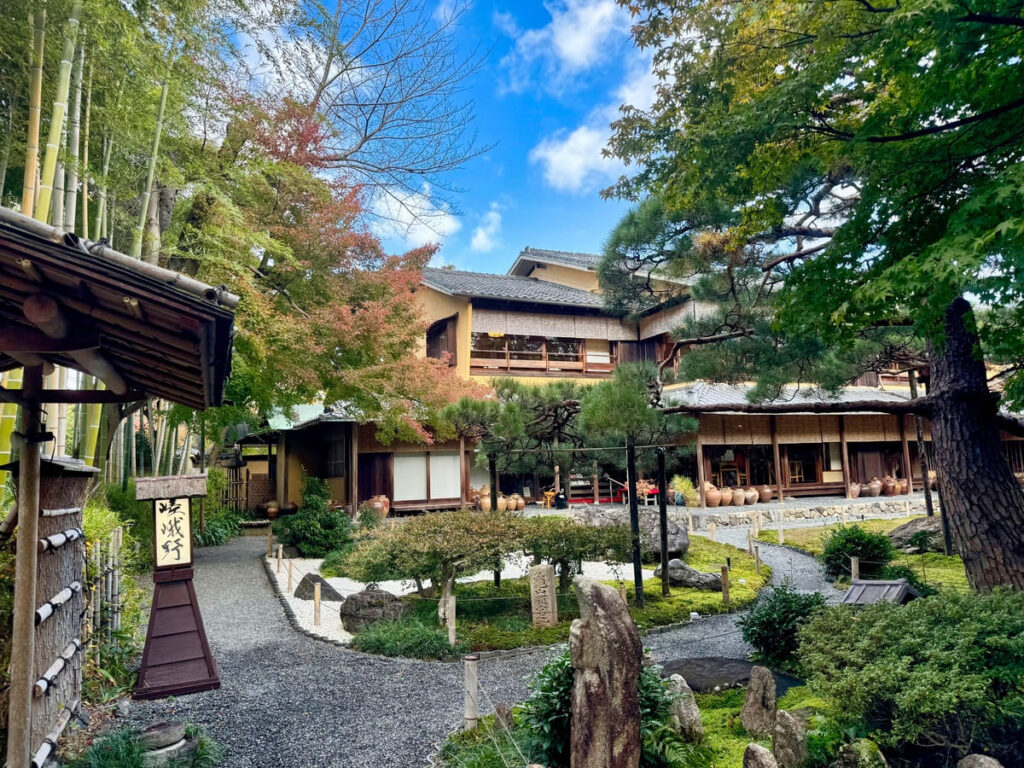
{"left": 738, "top": 584, "right": 826, "bottom": 671}
{"left": 797, "top": 589, "right": 1024, "bottom": 766}
{"left": 819, "top": 525, "right": 895, "bottom": 580}
{"left": 519, "top": 516, "right": 631, "bottom": 591}
{"left": 273, "top": 476, "right": 354, "bottom": 558}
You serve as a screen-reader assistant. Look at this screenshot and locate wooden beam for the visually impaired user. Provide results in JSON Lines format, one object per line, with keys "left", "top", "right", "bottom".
{"left": 3, "top": 388, "right": 145, "bottom": 404}
{"left": 899, "top": 415, "right": 914, "bottom": 493}
{"left": 840, "top": 415, "right": 852, "bottom": 498}
{"left": 663, "top": 398, "right": 931, "bottom": 416}
{"left": 0, "top": 326, "right": 99, "bottom": 353}
{"left": 0, "top": 384, "right": 28, "bottom": 407}
{"left": 771, "top": 415, "right": 784, "bottom": 503}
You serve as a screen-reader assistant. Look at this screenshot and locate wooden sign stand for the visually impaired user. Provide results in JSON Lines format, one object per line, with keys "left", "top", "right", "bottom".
{"left": 133, "top": 475, "right": 220, "bottom": 700}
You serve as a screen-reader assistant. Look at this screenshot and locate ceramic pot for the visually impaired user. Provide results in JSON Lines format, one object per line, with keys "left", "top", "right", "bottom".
{"left": 282, "top": 501, "right": 298, "bottom": 515}
{"left": 517, "top": 495, "right": 526, "bottom": 511}
{"left": 733, "top": 488, "right": 746, "bottom": 506}
{"left": 371, "top": 499, "right": 385, "bottom": 517}
{"left": 882, "top": 476, "right": 897, "bottom": 496}
{"left": 744, "top": 488, "right": 759, "bottom": 505}
{"left": 867, "top": 477, "right": 883, "bottom": 497}
{"left": 705, "top": 487, "right": 722, "bottom": 507}
{"left": 480, "top": 495, "right": 492, "bottom": 512}
{"left": 758, "top": 485, "right": 773, "bottom": 503}
{"left": 849, "top": 482, "right": 861, "bottom": 499}
{"left": 899, "top": 478, "right": 909, "bottom": 495}
{"left": 496, "top": 496, "right": 508, "bottom": 512}
{"left": 719, "top": 487, "right": 733, "bottom": 506}
{"left": 266, "top": 502, "right": 279, "bottom": 520}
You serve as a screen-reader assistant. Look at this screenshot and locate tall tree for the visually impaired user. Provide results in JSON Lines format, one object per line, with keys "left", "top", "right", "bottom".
{"left": 605, "top": 0, "right": 1024, "bottom": 589}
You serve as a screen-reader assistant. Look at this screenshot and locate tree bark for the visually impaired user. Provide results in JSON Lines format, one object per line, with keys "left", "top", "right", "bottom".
{"left": 928, "top": 297, "right": 1024, "bottom": 590}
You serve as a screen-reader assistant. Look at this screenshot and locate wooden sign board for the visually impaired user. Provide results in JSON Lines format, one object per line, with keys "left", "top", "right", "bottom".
{"left": 134, "top": 475, "right": 219, "bottom": 700}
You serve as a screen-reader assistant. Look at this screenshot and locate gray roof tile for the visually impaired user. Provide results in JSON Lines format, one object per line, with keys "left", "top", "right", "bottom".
{"left": 662, "top": 381, "right": 911, "bottom": 411}
{"left": 517, "top": 247, "right": 603, "bottom": 270}
{"left": 421, "top": 267, "right": 607, "bottom": 308}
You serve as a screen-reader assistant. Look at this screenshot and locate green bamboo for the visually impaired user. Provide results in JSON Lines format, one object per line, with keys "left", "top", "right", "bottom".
{"left": 0, "top": 370, "right": 21, "bottom": 488}
{"left": 94, "top": 134, "right": 111, "bottom": 240}
{"left": 21, "top": 4, "right": 46, "bottom": 217}
{"left": 0, "top": 99, "right": 14, "bottom": 199}
{"left": 36, "top": 0, "right": 84, "bottom": 222}
{"left": 80, "top": 63, "right": 91, "bottom": 234}
{"left": 64, "top": 38, "right": 84, "bottom": 232}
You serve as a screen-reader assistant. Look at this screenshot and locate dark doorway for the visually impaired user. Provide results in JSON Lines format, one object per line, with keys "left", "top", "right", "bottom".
{"left": 358, "top": 452, "right": 392, "bottom": 503}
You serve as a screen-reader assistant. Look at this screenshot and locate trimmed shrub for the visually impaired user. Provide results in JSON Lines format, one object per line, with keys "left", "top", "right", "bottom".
{"left": 273, "top": 476, "right": 354, "bottom": 557}
{"left": 519, "top": 516, "right": 631, "bottom": 591}
{"left": 738, "top": 584, "right": 826, "bottom": 670}
{"left": 819, "top": 525, "right": 895, "bottom": 580}
{"left": 670, "top": 475, "right": 700, "bottom": 507}
{"left": 351, "top": 616, "right": 467, "bottom": 659}
{"left": 798, "top": 590, "right": 1024, "bottom": 766}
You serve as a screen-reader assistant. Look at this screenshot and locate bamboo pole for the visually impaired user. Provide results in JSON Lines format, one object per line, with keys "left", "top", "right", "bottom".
{"left": 754, "top": 545, "right": 761, "bottom": 576}
{"left": 463, "top": 654, "right": 479, "bottom": 731}
{"left": 287, "top": 559, "right": 293, "bottom": 592}
{"left": 313, "top": 582, "right": 321, "bottom": 626}
{"left": 6, "top": 365, "right": 43, "bottom": 768}
{"left": 22, "top": 5, "right": 46, "bottom": 218}
{"left": 276, "top": 544, "right": 282, "bottom": 572}
{"left": 267, "top": 531, "right": 273, "bottom": 557}
{"left": 850, "top": 556, "right": 860, "bottom": 581}
{"left": 709, "top": 521, "right": 716, "bottom": 541}
{"left": 446, "top": 594, "right": 457, "bottom": 646}
{"left": 64, "top": 37, "right": 85, "bottom": 233}
{"left": 80, "top": 64, "right": 91, "bottom": 235}
{"left": 36, "top": 0, "right": 84, "bottom": 222}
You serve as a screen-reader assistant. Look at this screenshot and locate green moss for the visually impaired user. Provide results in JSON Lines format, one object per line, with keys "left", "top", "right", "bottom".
{"left": 696, "top": 689, "right": 770, "bottom": 767}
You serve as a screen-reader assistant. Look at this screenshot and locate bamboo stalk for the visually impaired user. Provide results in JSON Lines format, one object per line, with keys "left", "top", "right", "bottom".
{"left": 81, "top": 63, "right": 91, "bottom": 234}
{"left": 64, "top": 37, "right": 85, "bottom": 233}
{"left": 0, "top": 98, "right": 13, "bottom": 196}
{"left": 36, "top": 0, "right": 84, "bottom": 222}
{"left": 22, "top": 4, "right": 46, "bottom": 218}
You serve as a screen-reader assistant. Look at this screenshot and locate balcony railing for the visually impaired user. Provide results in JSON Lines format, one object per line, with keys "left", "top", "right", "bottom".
{"left": 470, "top": 349, "right": 616, "bottom": 376}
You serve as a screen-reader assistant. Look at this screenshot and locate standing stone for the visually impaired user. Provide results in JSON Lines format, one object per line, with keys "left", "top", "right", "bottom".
{"left": 957, "top": 757, "right": 1004, "bottom": 768}
{"left": 530, "top": 564, "right": 558, "bottom": 627}
{"left": 570, "top": 576, "right": 643, "bottom": 768}
{"left": 773, "top": 710, "right": 808, "bottom": 768}
{"left": 666, "top": 674, "right": 703, "bottom": 741}
{"left": 740, "top": 666, "right": 777, "bottom": 737}
{"left": 744, "top": 743, "right": 779, "bottom": 768}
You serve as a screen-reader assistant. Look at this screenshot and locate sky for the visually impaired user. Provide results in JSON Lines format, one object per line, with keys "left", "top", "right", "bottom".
{"left": 376, "top": 0, "right": 653, "bottom": 273}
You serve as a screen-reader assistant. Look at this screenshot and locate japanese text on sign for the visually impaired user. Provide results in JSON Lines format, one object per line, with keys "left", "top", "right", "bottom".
{"left": 154, "top": 497, "right": 192, "bottom": 568}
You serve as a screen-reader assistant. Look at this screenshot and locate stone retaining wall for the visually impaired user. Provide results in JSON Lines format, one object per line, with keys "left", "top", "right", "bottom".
{"left": 692, "top": 497, "right": 929, "bottom": 528}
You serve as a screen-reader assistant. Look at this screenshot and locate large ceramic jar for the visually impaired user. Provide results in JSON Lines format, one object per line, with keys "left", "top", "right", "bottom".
{"left": 849, "top": 482, "right": 861, "bottom": 499}
{"left": 480, "top": 495, "right": 492, "bottom": 512}
{"left": 517, "top": 495, "right": 526, "bottom": 511}
{"left": 496, "top": 495, "right": 508, "bottom": 512}
{"left": 882, "top": 476, "right": 897, "bottom": 496}
{"left": 733, "top": 488, "right": 746, "bottom": 506}
{"left": 899, "top": 478, "right": 909, "bottom": 495}
{"left": 720, "top": 487, "right": 733, "bottom": 506}
{"left": 744, "top": 488, "right": 759, "bottom": 505}
{"left": 867, "top": 477, "right": 883, "bottom": 497}
{"left": 758, "top": 485, "right": 773, "bottom": 503}
{"left": 705, "top": 486, "right": 722, "bottom": 507}
{"left": 266, "top": 501, "right": 279, "bottom": 520}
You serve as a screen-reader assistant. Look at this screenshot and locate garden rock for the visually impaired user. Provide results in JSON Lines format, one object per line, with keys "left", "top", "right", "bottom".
{"left": 141, "top": 738, "right": 199, "bottom": 768}
{"left": 138, "top": 722, "right": 184, "bottom": 750}
{"left": 744, "top": 743, "right": 779, "bottom": 768}
{"left": 570, "top": 576, "right": 643, "bottom": 768}
{"left": 666, "top": 674, "right": 703, "bottom": 741}
{"left": 293, "top": 573, "right": 344, "bottom": 602}
{"left": 886, "top": 516, "right": 943, "bottom": 551}
{"left": 832, "top": 739, "right": 889, "bottom": 768}
{"left": 571, "top": 505, "right": 689, "bottom": 558}
{"left": 773, "top": 710, "right": 809, "bottom": 768}
{"left": 957, "top": 757, "right": 1003, "bottom": 768}
{"left": 338, "top": 588, "right": 406, "bottom": 632}
{"left": 740, "top": 665, "right": 777, "bottom": 737}
{"left": 653, "top": 559, "right": 722, "bottom": 590}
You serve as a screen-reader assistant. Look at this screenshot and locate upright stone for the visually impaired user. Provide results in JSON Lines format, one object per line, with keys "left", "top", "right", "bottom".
{"left": 773, "top": 710, "right": 809, "bottom": 768}
{"left": 666, "top": 674, "right": 703, "bottom": 742}
{"left": 744, "top": 744, "right": 780, "bottom": 768}
{"left": 530, "top": 564, "right": 558, "bottom": 627}
{"left": 957, "top": 757, "right": 1003, "bottom": 768}
{"left": 570, "top": 576, "right": 642, "bottom": 768}
{"left": 741, "top": 665, "right": 777, "bottom": 737}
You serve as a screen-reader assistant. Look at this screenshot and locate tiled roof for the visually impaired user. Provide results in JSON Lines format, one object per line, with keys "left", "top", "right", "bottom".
{"left": 662, "top": 382, "right": 911, "bottom": 411}
{"left": 841, "top": 579, "right": 921, "bottom": 605}
{"left": 421, "top": 267, "right": 607, "bottom": 308}
{"left": 267, "top": 403, "right": 359, "bottom": 431}
{"left": 518, "top": 247, "right": 603, "bottom": 270}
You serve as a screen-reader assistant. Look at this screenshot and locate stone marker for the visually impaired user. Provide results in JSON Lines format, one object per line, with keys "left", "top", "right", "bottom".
{"left": 957, "top": 757, "right": 1004, "bottom": 768}
{"left": 338, "top": 588, "right": 406, "bottom": 633}
{"left": 666, "top": 674, "right": 703, "bottom": 741}
{"left": 570, "top": 576, "right": 642, "bottom": 768}
{"left": 530, "top": 564, "right": 558, "bottom": 627}
{"left": 653, "top": 558, "right": 723, "bottom": 590}
{"left": 293, "top": 573, "right": 343, "bottom": 602}
{"left": 137, "top": 722, "right": 198, "bottom": 768}
{"left": 744, "top": 743, "right": 779, "bottom": 768}
{"left": 494, "top": 702, "right": 513, "bottom": 732}
{"left": 773, "top": 710, "right": 809, "bottom": 768}
{"left": 740, "top": 665, "right": 777, "bottom": 737}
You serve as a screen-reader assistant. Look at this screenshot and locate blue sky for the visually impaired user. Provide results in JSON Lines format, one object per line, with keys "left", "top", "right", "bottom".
{"left": 377, "top": 1, "right": 653, "bottom": 272}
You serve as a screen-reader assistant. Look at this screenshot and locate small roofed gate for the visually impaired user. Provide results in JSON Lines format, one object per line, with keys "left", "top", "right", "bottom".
{"left": 0, "top": 207, "right": 236, "bottom": 768}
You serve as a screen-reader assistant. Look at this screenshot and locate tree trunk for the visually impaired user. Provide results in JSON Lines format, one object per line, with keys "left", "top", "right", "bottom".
{"left": 929, "top": 297, "right": 1024, "bottom": 590}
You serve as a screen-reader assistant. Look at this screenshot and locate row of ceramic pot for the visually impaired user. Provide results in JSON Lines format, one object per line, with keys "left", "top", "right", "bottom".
{"left": 848, "top": 476, "right": 909, "bottom": 498}
{"left": 474, "top": 493, "right": 526, "bottom": 512}
{"left": 703, "top": 483, "right": 773, "bottom": 507}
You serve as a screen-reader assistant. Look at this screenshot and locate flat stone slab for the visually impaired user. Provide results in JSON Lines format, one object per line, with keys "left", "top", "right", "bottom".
{"left": 660, "top": 657, "right": 802, "bottom": 696}
{"left": 293, "top": 573, "right": 344, "bottom": 602}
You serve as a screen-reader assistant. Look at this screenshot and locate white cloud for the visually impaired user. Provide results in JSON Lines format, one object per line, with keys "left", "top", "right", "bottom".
{"left": 529, "top": 57, "right": 659, "bottom": 193}
{"left": 471, "top": 202, "right": 503, "bottom": 252}
{"left": 498, "top": 1, "right": 630, "bottom": 93}
{"left": 371, "top": 184, "right": 462, "bottom": 249}
{"left": 435, "top": 0, "right": 470, "bottom": 25}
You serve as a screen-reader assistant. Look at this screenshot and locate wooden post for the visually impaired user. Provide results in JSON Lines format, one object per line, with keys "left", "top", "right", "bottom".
{"left": 709, "top": 521, "right": 716, "bottom": 542}
{"left": 6, "top": 364, "right": 43, "bottom": 768}
{"left": 899, "top": 416, "right": 914, "bottom": 493}
{"left": 754, "top": 545, "right": 761, "bottom": 576}
{"left": 721, "top": 565, "right": 730, "bottom": 607}
{"left": 840, "top": 415, "right": 853, "bottom": 499}
{"left": 778, "top": 512, "right": 785, "bottom": 545}
{"left": 463, "top": 654, "right": 479, "bottom": 731}
{"left": 625, "top": 437, "right": 645, "bottom": 608}
{"left": 276, "top": 543, "right": 283, "bottom": 572}
{"left": 747, "top": 530, "right": 753, "bottom": 554}
{"left": 446, "top": 594, "right": 457, "bottom": 646}
{"left": 657, "top": 448, "right": 670, "bottom": 598}
{"left": 909, "top": 370, "right": 936, "bottom": 517}
{"left": 841, "top": 509, "right": 847, "bottom": 524}
{"left": 267, "top": 531, "right": 273, "bottom": 557}
{"left": 313, "top": 582, "right": 321, "bottom": 626}
{"left": 687, "top": 513, "right": 694, "bottom": 535}
{"left": 850, "top": 556, "right": 860, "bottom": 581}
{"left": 287, "top": 559, "right": 293, "bottom": 593}
{"left": 488, "top": 454, "right": 498, "bottom": 513}
{"left": 770, "top": 415, "right": 784, "bottom": 503}
{"left": 696, "top": 428, "right": 707, "bottom": 507}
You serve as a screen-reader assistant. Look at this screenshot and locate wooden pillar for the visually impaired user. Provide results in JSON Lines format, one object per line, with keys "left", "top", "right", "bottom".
{"left": 839, "top": 415, "right": 852, "bottom": 499}
{"left": 696, "top": 426, "right": 707, "bottom": 508}
{"left": 899, "top": 416, "right": 914, "bottom": 493}
{"left": 770, "top": 416, "right": 784, "bottom": 503}
{"left": 459, "top": 436, "right": 468, "bottom": 504}
{"left": 909, "top": 370, "right": 936, "bottom": 518}
{"left": 6, "top": 365, "right": 43, "bottom": 768}
{"left": 349, "top": 423, "right": 359, "bottom": 510}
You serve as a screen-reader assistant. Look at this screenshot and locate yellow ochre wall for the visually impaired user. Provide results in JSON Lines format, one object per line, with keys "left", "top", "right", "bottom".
{"left": 416, "top": 286, "right": 472, "bottom": 379}
{"left": 525, "top": 263, "right": 600, "bottom": 292}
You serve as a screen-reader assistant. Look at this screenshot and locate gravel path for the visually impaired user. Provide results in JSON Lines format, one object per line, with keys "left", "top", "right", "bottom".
{"left": 123, "top": 530, "right": 833, "bottom": 766}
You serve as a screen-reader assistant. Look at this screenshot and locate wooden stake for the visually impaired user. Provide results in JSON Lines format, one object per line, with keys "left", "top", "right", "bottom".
{"left": 687, "top": 513, "right": 694, "bottom": 535}
{"left": 313, "top": 582, "right": 321, "bottom": 626}
{"left": 721, "top": 565, "right": 730, "bottom": 607}
{"left": 446, "top": 594, "right": 457, "bottom": 646}
{"left": 779, "top": 518, "right": 785, "bottom": 545}
{"left": 709, "top": 521, "right": 716, "bottom": 542}
{"left": 747, "top": 530, "right": 754, "bottom": 555}
{"left": 267, "top": 531, "right": 273, "bottom": 557}
{"left": 276, "top": 543, "right": 283, "bottom": 572}
{"left": 287, "top": 560, "right": 293, "bottom": 593}
{"left": 754, "top": 546, "right": 761, "bottom": 576}
{"left": 463, "top": 654, "right": 479, "bottom": 731}
{"left": 850, "top": 556, "right": 860, "bottom": 581}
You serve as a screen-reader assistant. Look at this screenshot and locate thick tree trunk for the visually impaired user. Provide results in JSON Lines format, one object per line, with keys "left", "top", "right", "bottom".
{"left": 929, "top": 297, "right": 1024, "bottom": 590}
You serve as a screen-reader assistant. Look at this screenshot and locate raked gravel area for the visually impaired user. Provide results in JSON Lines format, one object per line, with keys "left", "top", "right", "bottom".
{"left": 121, "top": 528, "right": 836, "bottom": 767}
